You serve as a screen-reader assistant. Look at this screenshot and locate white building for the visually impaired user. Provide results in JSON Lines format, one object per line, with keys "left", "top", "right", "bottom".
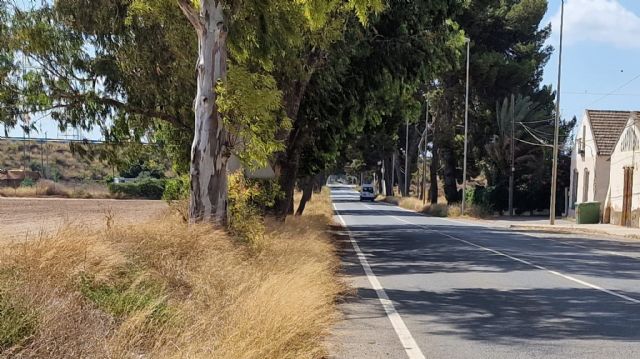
{"left": 604, "top": 112, "right": 639, "bottom": 226}
{"left": 568, "top": 110, "right": 630, "bottom": 217}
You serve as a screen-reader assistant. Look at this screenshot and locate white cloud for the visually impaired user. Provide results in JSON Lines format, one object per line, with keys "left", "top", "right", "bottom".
{"left": 551, "top": 0, "right": 640, "bottom": 48}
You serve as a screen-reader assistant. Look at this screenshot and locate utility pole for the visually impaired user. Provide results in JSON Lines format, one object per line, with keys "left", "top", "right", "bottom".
{"left": 405, "top": 118, "right": 409, "bottom": 196}
{"left": 461, "top": 37, "right": 471, "bottom": 214}
{"left": 550, "top": 0, "right": 564, "bottom": 225}
{"left": 509, "top": 94, "right": 515, "bottom": 216}
{"left": 391, "top": 152, "right": 395, "bottom": 196}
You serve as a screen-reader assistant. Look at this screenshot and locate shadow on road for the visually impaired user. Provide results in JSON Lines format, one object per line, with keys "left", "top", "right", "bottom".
{"left": 375, "top": 286, "right": 640, "bottom": 343}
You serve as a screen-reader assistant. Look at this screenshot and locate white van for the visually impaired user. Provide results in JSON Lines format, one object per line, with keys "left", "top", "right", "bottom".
{"left": 360, "top": 184, "right": 376, "bottom": 201}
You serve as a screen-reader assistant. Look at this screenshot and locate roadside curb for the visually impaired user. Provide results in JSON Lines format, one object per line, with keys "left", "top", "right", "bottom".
{"left": 508, "top": 224, "right": 640, "bottom": 240}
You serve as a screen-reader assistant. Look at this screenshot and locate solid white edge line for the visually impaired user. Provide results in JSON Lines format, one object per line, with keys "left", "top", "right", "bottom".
{"left": 388, "top": 215, "right": 640, "bottom": 305}
{"left": 333, "top": 203, "right": 426, "bottom": 359}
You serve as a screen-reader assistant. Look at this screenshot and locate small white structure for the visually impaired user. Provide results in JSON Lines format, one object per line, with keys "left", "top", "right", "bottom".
{"left": 568, "top": 110, "right": 630, "bottom": 217}
{"left": 604, "top": 112, "right": 640, "bottom": 226}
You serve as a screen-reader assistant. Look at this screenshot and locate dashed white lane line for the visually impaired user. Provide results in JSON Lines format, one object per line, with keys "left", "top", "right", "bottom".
{"left": 333, "top": 203, "right": 426, "bottom": 359}
{"left": 386, "top": 214, "right": 640, "bottom": 305}
{"left": 366, "top": 203, "right": 640, "bottom": 261}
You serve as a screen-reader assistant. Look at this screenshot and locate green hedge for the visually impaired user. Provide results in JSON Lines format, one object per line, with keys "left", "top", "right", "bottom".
{"left": 162, "top": 175, "right": 189, "bottom": 201}
{"left": 108, "top": 178, "right": 166, "bottom": 199}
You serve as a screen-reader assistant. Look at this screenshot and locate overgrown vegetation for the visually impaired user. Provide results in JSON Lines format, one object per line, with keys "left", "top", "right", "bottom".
{"left": 378, "top": 195, "right": 492, "bottom": 219}
{"left": 0, "top": 179, "right": 110, "bottom": 199}
{"left": 0, "top": 140, "right": 111, "bottom": 182}
{"left": 0, "top": 189, "right": 340, "bottom": 358}
{"left": 108, "top": 178, "right": 166, "bottom": 200}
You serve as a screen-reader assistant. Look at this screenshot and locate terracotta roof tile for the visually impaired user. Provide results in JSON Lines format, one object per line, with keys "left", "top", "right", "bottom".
{"left": 586, "top": 110, "right": 632, "bottom": 156}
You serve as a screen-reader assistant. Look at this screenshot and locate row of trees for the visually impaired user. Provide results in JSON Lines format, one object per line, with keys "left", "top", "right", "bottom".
{"left": 0, "top": 0, "right": 574, "bottom": 223}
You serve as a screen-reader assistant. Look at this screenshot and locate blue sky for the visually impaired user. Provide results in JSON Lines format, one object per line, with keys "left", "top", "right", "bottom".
{"left": 9, "top": 0, "right": 640, "bottom": 139}
{"left": 543, "top": 0, "right": 640, "bottom": 123}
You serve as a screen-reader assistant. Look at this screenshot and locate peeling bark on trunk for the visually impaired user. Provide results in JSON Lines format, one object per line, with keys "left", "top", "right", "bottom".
{"left": 180, "top": 0, "right": 229, "bottom": 224}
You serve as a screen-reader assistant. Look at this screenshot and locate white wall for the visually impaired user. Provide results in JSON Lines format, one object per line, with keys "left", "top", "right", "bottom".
{"left": 608, "top": 119, "right": 640, "bottom": 225}
{"left": 569, "top": 114, "right": 602, "bottom": 210}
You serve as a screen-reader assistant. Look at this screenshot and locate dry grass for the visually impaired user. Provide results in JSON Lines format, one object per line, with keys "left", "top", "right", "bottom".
{"left": 0, "top": 190, "right": 341, "bottom": 358}
{"left": 0, "top": 140, "right": 111, "bottom": 181}
{"left": 0, "top": 180, "right": 111, "bottom": 199}
{"left": 377, "top": 195, "right": 491, "bottom": 218}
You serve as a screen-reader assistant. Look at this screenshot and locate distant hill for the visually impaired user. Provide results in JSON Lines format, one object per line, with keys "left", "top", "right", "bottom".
{"left": 0, "top": 139, "right": 112, "bottom": 181}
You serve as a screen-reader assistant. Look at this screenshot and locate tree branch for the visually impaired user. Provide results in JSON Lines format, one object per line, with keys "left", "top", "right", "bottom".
{"left": 177, "top": 0, "right": 204, "bottom": 34}
{"left": 55, "top": 92, "right": 193, "bottom": 131}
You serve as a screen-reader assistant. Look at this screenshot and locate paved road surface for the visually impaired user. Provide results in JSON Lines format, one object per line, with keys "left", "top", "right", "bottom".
{"left": 328, "top": 185, "right": 640, "bottom": 359}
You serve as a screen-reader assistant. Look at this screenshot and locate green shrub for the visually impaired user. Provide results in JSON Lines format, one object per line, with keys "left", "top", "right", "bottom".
{"left": 227, "top": 172, "right": 264, "bottom": 244}
{"left": 20, "top": 178, "right": 35, "bottom": 187}
{"left": 245, "top": 178, "right": 283, "bottom": 212}
{"left": 108, "top": 178, "right": 166, "bottom": 199}
{"left": 162, "top": 175, "right": 190, "bottom": 201}
{"left": 0, "top": 292, "right": 37, "bottom": 350}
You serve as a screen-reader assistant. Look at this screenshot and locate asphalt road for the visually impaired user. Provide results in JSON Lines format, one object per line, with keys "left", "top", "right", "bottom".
{"left": 328, "top": 185, "right": 640, "bottom": 359}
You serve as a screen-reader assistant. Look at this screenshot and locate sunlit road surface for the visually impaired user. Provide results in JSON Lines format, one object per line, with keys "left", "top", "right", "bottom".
{"left": 328, "top": 185, "right": 640, "bottom": 359}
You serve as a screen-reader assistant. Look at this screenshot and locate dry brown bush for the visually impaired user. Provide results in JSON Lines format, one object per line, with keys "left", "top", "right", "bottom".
{"left": 0, "top": 180, "right": 110, "bottom": 199}
{"left": 0, "top": 190, "right": 341, "bottom": 359}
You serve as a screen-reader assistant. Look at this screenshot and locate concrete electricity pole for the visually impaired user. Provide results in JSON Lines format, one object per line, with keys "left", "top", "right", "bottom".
{"left": 509, "top": 94, "right": 515, "bottom": 216}
{"left": 550, "top": 0, "right": 564, "bottom": 225}
{"left": 405, "top": 118, "right": 409, "bottom": 196}
{"left": 461, "top": 37, "right": 471, "bottom": 214}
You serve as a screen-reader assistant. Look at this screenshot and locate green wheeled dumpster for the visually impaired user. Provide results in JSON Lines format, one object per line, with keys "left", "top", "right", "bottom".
{"left": 576, "top": 202, "right": 600, "bottom": 224}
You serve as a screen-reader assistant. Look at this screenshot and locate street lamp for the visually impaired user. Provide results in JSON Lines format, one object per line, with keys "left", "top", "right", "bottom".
{"left": 461, "top": 37, "right": 471, "bottom": 215}
{"left": 550, "top": 0, "right": 564, "bottom": 225}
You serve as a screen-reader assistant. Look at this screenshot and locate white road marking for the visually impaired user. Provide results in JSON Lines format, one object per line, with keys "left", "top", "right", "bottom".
{"left": 333, "top": 203, "right": 426, "bottom": 359}
{"left": 388, "top": 214, "right": 640, "bottom": 305}
{"left": 368, "top": 202, "right": 640, "bottom": 262}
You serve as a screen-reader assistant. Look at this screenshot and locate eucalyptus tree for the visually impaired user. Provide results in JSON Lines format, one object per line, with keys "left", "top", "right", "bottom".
{"left": 0, "top": 3, "right": 20, "bottom": 133}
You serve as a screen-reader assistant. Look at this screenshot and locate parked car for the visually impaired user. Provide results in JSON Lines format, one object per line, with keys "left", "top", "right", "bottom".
{"left": 360, "top": 184, "right": 376, "bottom": 201}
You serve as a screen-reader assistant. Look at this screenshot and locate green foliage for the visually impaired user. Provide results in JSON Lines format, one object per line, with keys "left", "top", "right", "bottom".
{"left": 20, "top": 178, "right": 34, "bottom": 187}
{"left": 78, "top": 273, "right": 168, "bottom": 320}
{"left": 162, "top": 175, "right": 189, "bottom": 201}
{"left": 217, "top": 65, "right": 288, "bottom": 169}
{"left": 108, "top": 178, "right": 166, "bottom": 199}
{"left": 0, "top": 292, "right": 37, "bottom": 350}
{"left": 227, "top": 172, "right": 265, "bottom": 244}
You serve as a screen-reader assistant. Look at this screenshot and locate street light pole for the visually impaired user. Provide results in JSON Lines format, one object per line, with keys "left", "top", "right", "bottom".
{"left": 550, "top": 0, "right": 564, "bottom": 225}
{"left": 461, "top": 37, "right": 471, "bottom": 215}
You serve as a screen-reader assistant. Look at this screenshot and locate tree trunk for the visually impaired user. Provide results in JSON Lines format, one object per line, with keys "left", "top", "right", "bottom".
{"left": 429, "top": 141, "right": 439, "bottom": 204}
{"left": 441, "top": 146, "right": 459, "bottom": 203}
{"left": 295, "top": 176, "right": 314, "bottom": 216}
{"left": 180, "top": 0, "right": 229, "bottom": 224}
{"left": 274, "top": 80, "right": 313, "bottom": 218}
{"left": 395, "top": 150, "right": 406, "bottom": 196}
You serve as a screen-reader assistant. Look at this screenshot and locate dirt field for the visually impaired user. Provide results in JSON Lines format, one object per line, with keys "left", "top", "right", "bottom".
{"left": 0, "top": 197, "right": 168, "bottom": 240}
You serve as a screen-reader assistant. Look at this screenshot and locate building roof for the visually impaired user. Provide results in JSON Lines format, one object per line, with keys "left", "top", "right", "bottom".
{"left": 586, "top": 110, "right": 633, "bottom": 156}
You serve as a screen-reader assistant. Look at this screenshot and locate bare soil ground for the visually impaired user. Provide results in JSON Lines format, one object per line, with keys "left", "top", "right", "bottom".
{"left": 0, "top": 197, "right": 168, "bottom": 240}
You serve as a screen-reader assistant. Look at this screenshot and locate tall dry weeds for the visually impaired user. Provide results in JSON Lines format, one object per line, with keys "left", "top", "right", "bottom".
{"left": 0, "top": 189, "right": 341, "bottom": 358}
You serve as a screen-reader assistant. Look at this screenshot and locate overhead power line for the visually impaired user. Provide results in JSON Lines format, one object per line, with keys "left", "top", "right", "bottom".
{"left": 586, "top": 73, "right": 640, "bottom": 107}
